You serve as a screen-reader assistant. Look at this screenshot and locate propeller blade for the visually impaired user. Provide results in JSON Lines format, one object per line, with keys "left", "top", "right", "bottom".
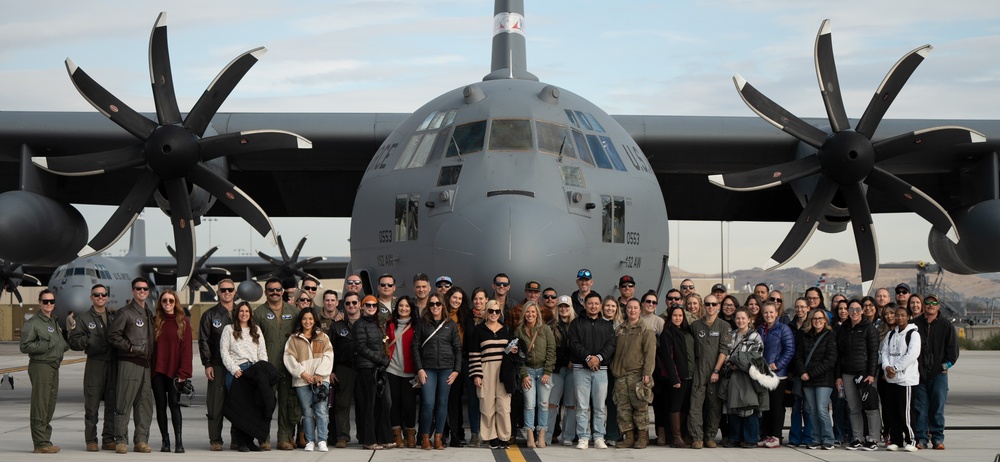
{"left": 195, "top": 246, "right": 220, "bottom": 268}
{"left": 708, "top": 155, "right": 821, "bottom": 191}
{"left": 257, "top": 252, "right": 284, "bottom": 268}
{"left": 148, "top": 12, "right": 181, "bottom": 125}
{"left": 164, "top": 178, "right": 196, "bottom": 291}
{"left": 865, "top": 167, "right": 959, "bottom": 243}
{"left": 296, "top": 270, "right": 321, "bottom": 281}
{"left": 191, "top": 274, "right": 214, "bottom": 297}
{"left": 80, "top": 169, "right": 161, "bottom": 257}
{"left": 12, "top": 287, "right": 23, "bottom": 306}
{"left": 814, "top": 20, "right": 850, "bottom": 133}
{"left": 733, "top": 74, "right": 828, "bottom": 149}
{"left": 65, "top": 58, "right": 157, "bottom": 140}
{"left": 199, "top": 130, "right": 312, "bottom": 161}
{"left": 256, "top": 271, "right": 278, "bottom": 281}
{"left": 276, "top": 235, "right": 290, "bottom": 262}
{"left": 187, "top": 163, "right": 276, "bottom": 242}
{"left": 293, "top": 256, "right": 324, "bottom": 269}
{"left": 200, "top": 267, "right": 231, "bottom": 276}
{"left": 32, "top": 144, "right": 144, "bottom": 176}
{"left": 767, "top": 177, "right": 839, "bottom": 270}
{"left": 166, "top": 244, "right": 177, "bottom": 259}
{"left": 873, "top": 126, "right": 986, "bottom": 163}
{"left": 184, "top": 47, "right": 267, "bottom": 137}
{"left": 841, "top": 183, "right": 879, "bottom": 295}
{"left": 290, "top": 237, "right": 307, "bottom": 263}
{"left": 855, "top": 45, "right": 932, "bottom": 139}
{"left": 22, "top": 273, "right": 41, "bottom": 286}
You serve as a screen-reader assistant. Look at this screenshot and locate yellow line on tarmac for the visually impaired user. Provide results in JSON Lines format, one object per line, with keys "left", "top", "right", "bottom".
{"left": 0, "top": 357, "right": 86, "bottom": 374}
{"left": 505, "top": 445, "right": 528, "bottom": 462}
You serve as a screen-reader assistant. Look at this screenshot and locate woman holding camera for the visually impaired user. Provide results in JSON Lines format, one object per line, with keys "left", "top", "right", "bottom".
{"left": 283, "top": 308, "right": 334, "bottom": 452}
{"left": 151, "top": 290, "right": 192, "bottom": 453}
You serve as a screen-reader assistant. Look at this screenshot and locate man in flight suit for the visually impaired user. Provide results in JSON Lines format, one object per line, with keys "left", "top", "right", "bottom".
{"left": 198, "top": 278, "right": 236, "bottom": 451}
{"left": 67, "top": 284, "right": 117, "bottom": 451}
{"left": 108, "top": 277, "right": 156, "bottom": 454}
{"left": 254, "top": 277, "right": 299, "bottom": 450}
{"left": 20, "top": 289, "right": 70, "bottom": 454}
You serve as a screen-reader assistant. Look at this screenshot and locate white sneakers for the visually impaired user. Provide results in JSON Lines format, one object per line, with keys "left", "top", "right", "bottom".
{"left": 903, "top": 443, "right": 918, "bottom": 452}
{"left": 303, "top": 442, "right": 315, "bottom": 452}
{"left": 594, "top": 438, "right": 608, "bottom": 449}
{"left": 317, "top": 441, "right": 328, "bottom": 452}
{"left": 576, "top": 438, "right": 589, "bottom": 449}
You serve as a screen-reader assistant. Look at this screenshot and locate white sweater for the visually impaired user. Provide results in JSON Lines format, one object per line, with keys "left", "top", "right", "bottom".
{"left": 879, "top": 323, "right": 921, "bottom": 386}
{"left": 220, "top": 325, "right": 268, "bottom": 375}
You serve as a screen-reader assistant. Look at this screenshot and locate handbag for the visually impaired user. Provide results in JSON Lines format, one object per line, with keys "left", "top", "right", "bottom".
{"left": 792, "top": 331, "right": 828, "bottom": 397}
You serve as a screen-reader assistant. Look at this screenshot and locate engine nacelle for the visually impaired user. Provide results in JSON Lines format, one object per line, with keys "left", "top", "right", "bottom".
{"left": 0, "top": 191, "right": 87, "bottom": 265}
{"left": 929, "top": 199, "right": 1000, "bottom": 274}
{"left": 237, "top": 280, "right": 263, "bottom": 302}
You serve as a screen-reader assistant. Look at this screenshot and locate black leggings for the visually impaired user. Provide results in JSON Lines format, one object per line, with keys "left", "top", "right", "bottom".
{"left": 152, "top": 373, "right": 182, "bottom": 438}
{"left": 761, "top": 379, "right": 788, "bottom": 438}
{"left": 387, "top": 373, "right": 418, "bottom": 429}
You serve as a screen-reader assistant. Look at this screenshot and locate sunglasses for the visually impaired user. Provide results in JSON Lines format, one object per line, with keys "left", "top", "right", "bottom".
{"left": 666, "top": 296, "right": 681, "bottom": 301}
{"left": 298, "top": 298, "right": 312, "bottom": 302}
{"left": 620, "top": 283, "right": 635, "bottom": 288}
{"left": 896, "top": 289, "right": 909, "bottom": 294}
{"left": 302, "top": 286, "right": 318, "bottom": 291}
{"left": 379, "top": 283, "right": 394, "bottom": 287}
{"left": 926, "top": 301, "right": 940, "bottom": 306}
{"left": 487, "top": 309, "right": 502, "bottom": 314}
{"left": 437, "top": 283, "right": 452, "bottom": 289}
{"left": 494, "top": 282, "right": 509, "bottom": 287}
{"left": 770, "top": 297, "right": 782, "bottom": 302}
{"left": 542, "top": 294, "right": 558, "bottom": 300}
{"left": 705, "top": 302, "right": 720, "bottom": 306}
{"left": 133, "top": 286, "right": 150, "bottom": 292}
{"left": 40, "top": 299, "right": 55, "bottom": 305}
{"left": 346, "top": 280, "right": 362, "bottom": 285}
{"left": 849, "top": 307, "right": 863, "bottom": 313}
{"left": 364, "top": 303, "right": 378, "bottom": 308}
{"left": 162, "top": 298, "right": 176, "bottom": 304}
{"left": 428, "top": 302, "right": 443, "bottom": 307}
{"left": 92, "top": 292, "right": 108, "bottom": 297}
{"left": 218, "top": 287, "right": 235, "bottom": 293}
{"left": 812, "top": 317, "right": 827, "bottom": 322}
{"left": 680, "top": 285, "right": 694, "bottom": 290}
{"left": 643, "top": 300, "right": 657, "bottom": 304}
{"left": 344, "top": 300, "right": 359, "bottom": 305}
{"left": 266, "top": 287, "right": 283, "bottom": 293}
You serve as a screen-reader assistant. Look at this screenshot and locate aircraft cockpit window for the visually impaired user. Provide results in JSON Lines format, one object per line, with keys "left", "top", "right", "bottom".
{"left": 584, "top": 113, "right": 605, "bottom": 132}
{"left": 537, "top": 121, "right": 577, "bottom": 158}
{"left": 599, "top": 136, "right": 627, "bottom": 171}
{"left": 426, "top": 126, "right": 454, "bottom": 164}
{"left": 560, "top": 166, "right": 585, "bottom": 188}
{"left": 74, "top": 267, "right": 86, "bottom": 276}
{"left": 601, "top": 195, "right": 626, "bottom": 244}
{"left": 394, "top": 193, "right": 420, "bottom": 242}
{"left": 564, "top": 110, "right": 579, "bottom": 128}
{"left": 572, "top": 129, "right": 595, "bottom": 166}
{"left": 586, "top": 134, "right": 614, "bottom": 169}
{"left": 86, "top": 268, "right": 97, "bottom": 278}
{"left": 437, "top": 165, "right": 463, "bottom": 186}
{"left": 443, "top": 109, "right": 458, "bottom": 126}
{"left": 488, "top": 119, "right": 533, "bottom": 151}
{"left": 574, "top": 111, "right": 593, "bottom": 131}
{"left": 429, "top": 112, "right": 447, "bottom": 130}
{"left": 447, "top": 121, "right": 487, "bottom": 157}
{"left": 417, "top": 112, "right": 436, "bottom": 131}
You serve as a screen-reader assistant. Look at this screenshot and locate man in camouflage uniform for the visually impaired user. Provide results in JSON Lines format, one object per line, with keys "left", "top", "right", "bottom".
{"left": 67, "top": 284, "right": 117, "bottom": 451}
{"left": 21, "top": 289, "right": 70, "bottom": 453}
{"left": 610, "top": 299, "right": 656, "bottom": 448}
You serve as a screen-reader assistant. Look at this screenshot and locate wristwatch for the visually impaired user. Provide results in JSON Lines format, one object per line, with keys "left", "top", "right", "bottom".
{"left": 712, "top": 369, "right": 719, "bottom": 374}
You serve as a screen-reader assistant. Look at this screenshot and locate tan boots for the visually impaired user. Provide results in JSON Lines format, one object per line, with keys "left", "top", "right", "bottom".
{"left": 536, "top": 429, "right": 546, "bottom": 448}
{"left": 404, "top": 428, "right": 416, "bottom": 448}
{"left": 391, "top": 427, "right": 404, "bottom": 448}
{"left": 421, "top": 434, "right": 431, "bottom": 450}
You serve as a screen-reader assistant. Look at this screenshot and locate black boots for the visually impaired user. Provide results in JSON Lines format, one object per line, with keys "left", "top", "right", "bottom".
{"left": 160, "top": 435, "right": 170, "bottom": 452}
{"left": 174, "top": 432, "right": 184, "bottom": 453}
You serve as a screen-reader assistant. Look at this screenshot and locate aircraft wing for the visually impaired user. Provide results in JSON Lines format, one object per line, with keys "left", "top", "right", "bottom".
{"left": 2, "top": 111, "right": 998, "bottom": 222}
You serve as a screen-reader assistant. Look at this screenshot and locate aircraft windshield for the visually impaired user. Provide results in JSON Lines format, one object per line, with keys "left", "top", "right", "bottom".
{"left": 447, "top": 121, "right": 487, "bottom": 157}
{"left": 537, "top": 121, "right": 577, "bottom": 158}
{"left": 488, "top": 119, "right": 533, "bottom": 151}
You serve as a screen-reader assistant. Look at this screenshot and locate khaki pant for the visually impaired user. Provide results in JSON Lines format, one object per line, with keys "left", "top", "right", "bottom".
{"left": 29, "top": 362, "right": 59, "bottom": 448}
{"left": 477, "top": 361, "right": 511, "bottom": 441}
{"left": 114, "top": 361, "right": 153, "bottom": 444}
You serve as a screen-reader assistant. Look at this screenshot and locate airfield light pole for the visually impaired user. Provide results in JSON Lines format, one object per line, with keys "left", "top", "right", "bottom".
{"left": 203, "top": 217, "right": 217, "bottom": 248}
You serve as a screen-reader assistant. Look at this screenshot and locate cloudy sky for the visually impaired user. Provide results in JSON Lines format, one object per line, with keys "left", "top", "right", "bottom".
{"left": 2, "top": 0, "right": 998, "bottom": 274}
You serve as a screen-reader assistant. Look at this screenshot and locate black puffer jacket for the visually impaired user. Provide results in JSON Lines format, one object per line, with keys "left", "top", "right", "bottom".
{"left": 353, "top": 315, "right": 389, "bottom": 369}
{"left": 835, "top": 318, "right": 880, "bottom": 378}
{"left": 793, "top": 329, "right": 838, "bottom": 388}
{"left": 412, "top": 317, "right": 462, "bottom": 371}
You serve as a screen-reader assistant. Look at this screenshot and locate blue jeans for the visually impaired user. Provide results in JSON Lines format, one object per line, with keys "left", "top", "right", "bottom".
{"left": 547, "top": 368, "right": 576, "bottom": 444}
{"left": 788, "top": 395, "right": 812, "bottom": 444}
{"left": 912, "top": 373, "right": 948, "bottom": 445}
{"left": 831, "top": 390, "right": 851, "bottom": 442}
{"left": 522, "top": 367, "right": 552, "bottom": 430}
{"left": 573, "top": 368, "right": 608, "bottom": 441}
{"left": 294, "top": 383, "right": 330, "bottom": 444}
{"left": 729, "top": 410, "right": 760, "bottom": 444}
{"left": 803, "top": 386, "right": 834, "bottom": 445}
{"left": 225, "top": 362, "right": 252, "bottom": 391}
{"left": 419, "top": 369, "right": 452, "bottom": 435}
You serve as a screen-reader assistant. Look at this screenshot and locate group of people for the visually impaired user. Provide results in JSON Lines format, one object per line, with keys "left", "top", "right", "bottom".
{"left": 18, "top": 271, "right": 959, "bottom": 454}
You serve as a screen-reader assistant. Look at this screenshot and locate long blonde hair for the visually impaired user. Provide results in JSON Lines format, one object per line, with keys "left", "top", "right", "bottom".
{"left": 154, "top": 289, "right": 188, "bottom": 341}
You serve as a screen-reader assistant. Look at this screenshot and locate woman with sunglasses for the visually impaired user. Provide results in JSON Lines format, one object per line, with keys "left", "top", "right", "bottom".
{"left": 283, "top": 308, "right": 334, "bottom": 452}
{"left": 793, "top": 308, "right": 839, "bottom": 450}
{"left": 385, "top": 296, "right": 418, "bottom": 448}
{"left": 353, "top": 295, "right": 393, "bottom": 450}
{"left": 462, "top": 288, "right": 490, "bottom": 446}
{"left": 296, "top": 294, "right": 314, "bottom": 311}
{"left": 757, "top": 301, "right": 795, "bottom": 448}
{"left": 515, "top": 301, "right": 555, "bottom": 448}
{"left": 835, "top": 299, "right": 881, "bottom": 451}
{"left": 151, "top": 290, "right": 192, "bottom": 453}
{"left": 639, "top": 291, "right": 664, "bottom": 335}
{"left": 545, "top": 295, "right": 577, "bottom": 446}
{"left": 221, "top": 301, "right": 268, "bottom": 451}
{"left": 413, "top": 293, "right": 462, "bottom": 450}
{"left": 469, "top": 300, "right": 519, "bottom": 449}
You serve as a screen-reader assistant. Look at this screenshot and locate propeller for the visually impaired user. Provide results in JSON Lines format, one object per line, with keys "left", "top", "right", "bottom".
{"left": 709, "top": 20, "right": 986, "bottom": 295}
{"left": 160, "top": 244, "right": 231, "bottom": 299}
{"left": 32, "top": 12, "right": 311, "bottom": 291}
{"left": 255, "top": 235, "right": 325, "bottom": 282}
{"left": 1, "top": 259, "right": 41, "bottom": 306}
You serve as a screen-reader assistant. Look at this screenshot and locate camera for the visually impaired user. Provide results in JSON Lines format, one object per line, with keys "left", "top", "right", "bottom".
{"left": 311, "top": 383, "right": 329, "bottom": 403}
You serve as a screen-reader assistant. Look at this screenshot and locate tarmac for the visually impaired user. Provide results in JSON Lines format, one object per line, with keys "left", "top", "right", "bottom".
{"left": 0, "top": 342, "right": 998, "bottom": 461}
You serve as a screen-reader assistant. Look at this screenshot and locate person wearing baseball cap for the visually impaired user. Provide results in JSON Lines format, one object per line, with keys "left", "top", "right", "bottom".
{"left": 435, "top": 276, "right": 453, "bottom": 297}
{"left": 572, "top": 269, "right": 600, "bottom": 316}
{"left": 711, "top": 283, "right": 727, "bottom": 299}
{"left": 544, "top": 295, "right": 578, "bottom": 447}
{"left": 894, "top": 283, "right": 912, "bottom": 308}
{"left": 618, "top": 276, "right": 636, "bottom": 308}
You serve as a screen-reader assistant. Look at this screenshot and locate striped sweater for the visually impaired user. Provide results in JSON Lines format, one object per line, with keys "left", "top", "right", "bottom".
{"left": 468, "top": 322, "right": 514, "bottom": 380}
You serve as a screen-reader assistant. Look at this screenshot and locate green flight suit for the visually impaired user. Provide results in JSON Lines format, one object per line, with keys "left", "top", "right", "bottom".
{"left": 20, "top": 311, "right": 69, "bottom": 449}
{"left": 254, "top": 302, "right": 300, "bottom": 444}
{"left": 67, "top": 306, "right": 117, "bottom": 446}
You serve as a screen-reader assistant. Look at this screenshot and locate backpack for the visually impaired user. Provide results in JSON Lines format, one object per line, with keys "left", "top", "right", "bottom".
{"left": 903, "top": 328, "right": 935, "bottom": 382}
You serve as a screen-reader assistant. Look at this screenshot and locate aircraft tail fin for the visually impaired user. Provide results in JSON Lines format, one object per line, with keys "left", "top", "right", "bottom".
{"left": 126, "top": 218, "right": 146, "bottom": 257}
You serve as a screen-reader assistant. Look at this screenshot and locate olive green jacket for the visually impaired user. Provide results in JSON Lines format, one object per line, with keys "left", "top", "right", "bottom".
{"left": 20, "top": 312, "right": 69, "bottom": 365}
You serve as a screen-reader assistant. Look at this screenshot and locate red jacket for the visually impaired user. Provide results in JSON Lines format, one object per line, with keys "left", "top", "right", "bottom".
{"left": 386, "top": 319, "right": 416, "bottom": 374}
{"left": 153, "top": 314, "right": 193, "bottom": 381}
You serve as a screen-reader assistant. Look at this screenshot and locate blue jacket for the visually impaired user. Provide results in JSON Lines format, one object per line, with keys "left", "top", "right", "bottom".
{"left": 757, "top": 321, "right": 795, "bottom": 378}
